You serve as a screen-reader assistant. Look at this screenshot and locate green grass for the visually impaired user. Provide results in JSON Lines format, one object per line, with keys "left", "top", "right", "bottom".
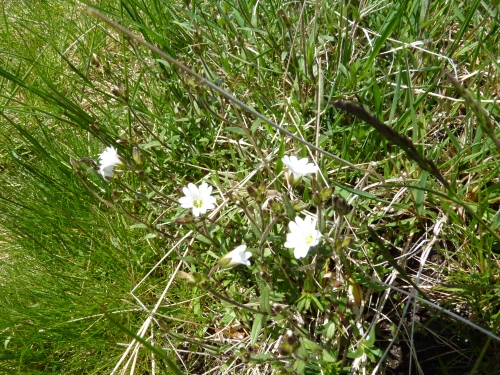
{"left": 1, "top": 0, "right": 500, "bottom": 373}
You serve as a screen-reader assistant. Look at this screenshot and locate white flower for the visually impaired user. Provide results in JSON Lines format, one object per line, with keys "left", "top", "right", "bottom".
{"left": 219, "top": 244, "right": 252, "bottom": 268}
{"left": 98, "top": 146, "right": 122, "bottom": 180}
{"left": 284, "top": 216, "right": 322, "bottom": 259}
{"left": 178, "top": 182, "right": 216, "bottom": 217}
{"left": 282, "top": 155, "right": 319, "bottom": 182}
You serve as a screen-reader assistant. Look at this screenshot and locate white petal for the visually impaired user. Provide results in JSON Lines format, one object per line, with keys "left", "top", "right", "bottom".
{"left": 288, "top": 220, "right": 300, "bottom": 232}
{"left": 297, "top": 157, "right": 309, "bottom": 167}
{"left": 205, "top": 195, "right": 217, "bottom": 205}
{"left": 293, "top": 245, "right": 311, "bottom": 259}
{"left": 282, "top": 155, "right": 291, "bottom": 166}
{"left": 178, "top": 196, "right": 193, "bottom": 208}
{"left": 187, "top": 183, "right": 199, "bottom": 197}
{"left": 294, "top": 216, "right": 306, "bottom": 228}
{"left": 302, "top": 216, "right": 313, "bottom": 228}
{"left": 192, "top": 206, "right": 201, "bottom": 217}
{"left": 204, "top": 185, "right": 213, "bottom": 196}
{"left": 99, "top": 165, "right": 114, "bottom": 179}
{"left": 182, "top": 185, "right": 192, "bottom": 197}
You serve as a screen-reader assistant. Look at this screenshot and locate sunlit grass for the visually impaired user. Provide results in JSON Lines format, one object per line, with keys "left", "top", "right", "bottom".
{"left": 1, "top": 0, "right": 500, "bottom": 374}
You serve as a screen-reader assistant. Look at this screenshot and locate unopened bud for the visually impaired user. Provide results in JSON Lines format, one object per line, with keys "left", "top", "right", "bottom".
{"left": 176, "top": 271, "right": 198, "bottom": 285}
{"left": 332, "top": 196, "right": 352, "bottom": 215}
{"left": 287, "top": 172, "right": 301, "bottom": 187}
{"left": 175, "top": 214, "right": 193, "bottom": 224}
{"left": 312, "top": 192, "right": 322, "bottom": 206}
{"left": 247, "top": 185, "right": 257, "bottom": 198}
{"left": 321, "top": 187, "right": 333, "bottom": 201}
{"left": 111, "top": 190, "right": 120, "bottom": 201}
{"left": 111, "top": 83, "right": 128, "bottom": 102}
{"left": 256, "top": 181, "right": 267, "bottom": 202}
{"left": 285, "top": 329, "right": 297, "bottom": 346}
{"left": 259, "top": 271, "right": 271, "bottom": 282}
{"left": 116, "top": 138, "right": 129, "bottom": 145}
{"left": 271, "top": 199, "right": 282, "bottom": 213}
{"left": 136, "top": 170, "right": 147, "bottom": 181}
{"left": 240, "top": 348, "right": 251, "bottom": 363}
{"left": 79, "top": 157, "right": 95, "bottom": 166}
{"left": 292, "top": 200, "right": 308, "bottom": 211}
{"left": 91, "top": 53, "right": 101, "bottom": 67}
{"left": 330, "top": 279, "right": 343, "bottom": 288}
{"left": 311, "top": 178, "right": 321, "bottom": 193}
{"left": 277, "top": 8, "right": 291, "bottom": 28}
{"left": 132, "top": 147, "right": 143, "bottom": 167}
{"left": 260, "top": 261, "right": 268, "bottom": 273}
{"left": 199, "top": 278, "right": 210, "bottom": 290}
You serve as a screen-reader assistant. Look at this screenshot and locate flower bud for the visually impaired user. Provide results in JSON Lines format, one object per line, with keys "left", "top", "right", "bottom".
{"left": 278, "top": 8, "right": 291, "bottom": 28}
{"left": 260, "top": 261, "right": 268, "bottom": 273}
{"left": 247, "top": 185, "right": 257, "bottom": 198}
{"left": 292, "top": 199, "right": 308, "bottom": 211}
{"left": 175, "top": 214, "right": 193, "bottom": 224}
{"left": 136, "top": 170, "right": 147, "bottom": 181}
{"left": 79, "top": 157, "right": 95, "bottom": 166}
{"left": 279, "top": 329, "right": 298, "bottom": 355}
{"left": 311, "top": 178, "right": 321, "bottom": 193}
{"left": 259, "top": 271, "right": 271, "bottom": 282}
{"left": 330, "top": 279, "right": 344, "bottom": 288}
{"left": 91, "top": 53, "right": 102, "bottom": 67}
{"left": 332, "top": 196, "right": 352, "bottom": 215}
{"left": 240, "top": 348, "right": 251, "bottom": 363}
{"left": 271, "top": 199, "right": 282, "bottom": 213}
{"left": 111, "top": 190, "right": 120, "bottom": 201}
{"left": 312, "top": 192, "right": 322, "bottom": 206}
{"left": 199, "top": 278, "right": 210, "bottom": 290}
{"left": 111, "top": 82, "right": 128, "bottom": 102}
{"left": 176, "top": 271, "right": 198, "bottom": 286}
{"left": 256, "top": 181, "right": 268, "bottom": 202}
{"left": 321, "top": 187, "right": 333, "bottom": 202}
{"left": 115, "top": 138, "right": 129, "bottom": 145}
{"left": 285, "top": 329, "right": 297, "bottom": 346}
{"left": 218, "top": 245, "right": 252, "bottom": 268}
{"left": 287, "top": 172, "right": 301, "bottom": 186}
{"left": 132, "top": 147, "right": 144, "bottom": 167}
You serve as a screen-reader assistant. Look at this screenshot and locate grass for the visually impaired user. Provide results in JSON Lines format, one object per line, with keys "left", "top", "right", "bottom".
{"left": 1, "top": 0, "right": 500, "bottom": 374}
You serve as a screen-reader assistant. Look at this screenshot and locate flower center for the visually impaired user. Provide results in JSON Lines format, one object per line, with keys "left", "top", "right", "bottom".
{"left": 304, "top": 234, "right": 314, "bottom": 245}
{"left": 193, "top": 198, "right": 203, "bottom": 208}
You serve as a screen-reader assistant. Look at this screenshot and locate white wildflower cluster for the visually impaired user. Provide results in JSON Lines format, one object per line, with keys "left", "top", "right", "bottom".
{"left": 98, "top": 146, "right": 122, "bottom": 180}
{"left": 95, "top": 147, "right": 323, "bottom": 264}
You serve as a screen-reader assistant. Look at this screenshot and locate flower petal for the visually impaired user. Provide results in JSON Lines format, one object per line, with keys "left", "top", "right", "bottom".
{"left": 293, "top": 245, "right": 310, "bottom": 259}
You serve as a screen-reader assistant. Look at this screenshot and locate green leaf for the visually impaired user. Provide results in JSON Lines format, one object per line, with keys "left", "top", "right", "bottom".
{"left": 309, "top": 294, "right": 324, "bottom": 311}
{"left": 250, "top": 119, "right": 262, "bottom": 135}
{"left": 302, "top": 338, "right": 322, "bottom": 353}
{"left": 130, "top": 223, "right": 148, "bottom": 229}
{"left": 415, "top": 171, "right": 428, "bottom": 215}
{"left": 326, "top": 322, "right": 336, "bottom": 339}
{"left": 260, "top": 285, "right": 272, "bottom": 315}
{"left": 346, "top": 345, "right": 364, "bottom": 359}
{"left": 293, "top": 359, "right": 306, "bottom": 374}
{"left": 366, "top": 327, "right": 376, "bottom": 346}
{"left": 142, "top": 140, "right": 163, "bottom": 149}
{"left": 226, "top": 126, "right": 247, "bottom": 136}
{"left": 251, "top": 314, "right": 264, "bottom": 345}
{"left": 322, "top": 349, "right": 337, "bottom": 363}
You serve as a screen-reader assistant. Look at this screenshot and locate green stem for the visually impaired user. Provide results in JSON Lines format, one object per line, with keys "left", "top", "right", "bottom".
{"left": 207, "top": 287, "right": 266, "bottom": 315}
